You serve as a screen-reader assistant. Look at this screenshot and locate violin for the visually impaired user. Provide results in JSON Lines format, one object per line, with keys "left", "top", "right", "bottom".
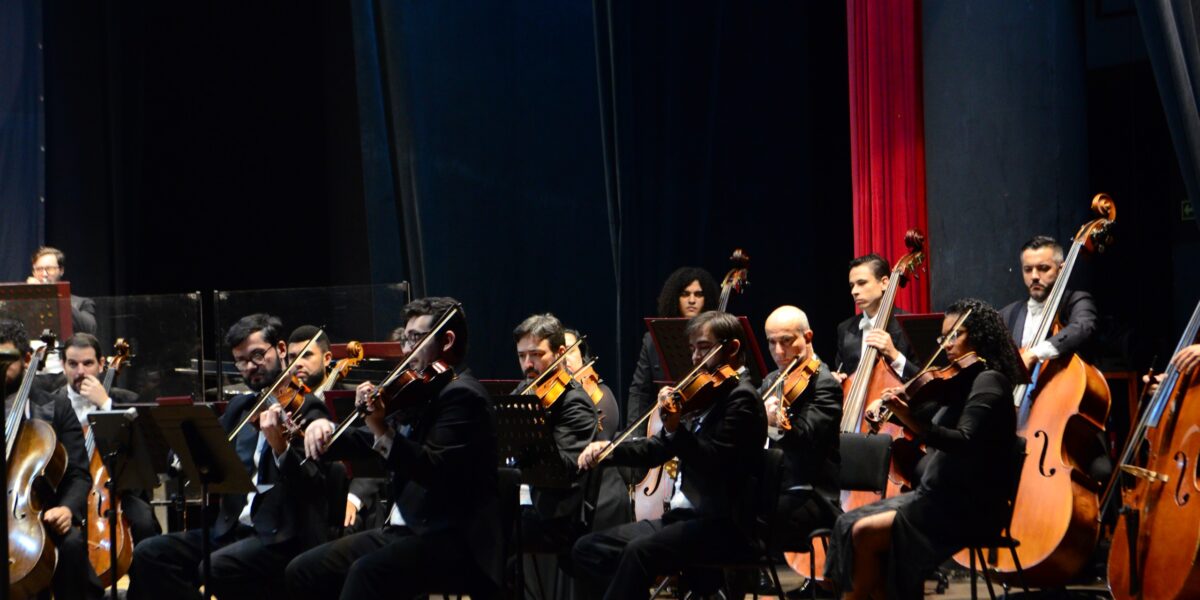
{"left": 572, "top": 359, "right": 605, "bottom": 405}
{"left": 868, "top": 309, "right": 975, "bottom": 429}
{"left": 519, "top": 335, "right": 586, "bottom": 410}
{"left": 314, "top": 340, "right": 364, "bottom": 397}
{"left": 86, "top": 339, "right": 134, "bottom": 586}
{"left": 228, "top": 328, "right": 325, "bottom": 443}
{"left": 767, "top": 355, "right": 822, "bottom": 431}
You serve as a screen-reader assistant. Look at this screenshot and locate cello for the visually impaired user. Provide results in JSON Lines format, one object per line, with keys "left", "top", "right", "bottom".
{"left": 7, "top": 335, "right": 66, "bottom": 600}
{"left": 841, "top": 229, "right": 926, "bottom": 510}
{"left": 633, "top": 250, "right": 749, "bottom": 522}
{"left": 1107, "top": 298, "right": 1200, "bottom": 599}
{"left": 86, "top": 339, "right": 134, "bottom": 586}
{"left": 961, "top": 194, "right": 1115, "bottom": 585}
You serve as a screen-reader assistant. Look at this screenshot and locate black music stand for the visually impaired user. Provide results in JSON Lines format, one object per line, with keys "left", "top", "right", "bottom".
{"left": 151, "top": 404, "right": 254, "bottom": 600}
{"left": 895, "top": 312, "right": 946, "bottom": 368}
{"left": 88, "top": 409, "right": 159, "bottom": 600}
{"left": 493, "top": 395, "right": 571, "bottom": 489}
{"left": 0, "top": 347, "right": 19, "bottom": 594}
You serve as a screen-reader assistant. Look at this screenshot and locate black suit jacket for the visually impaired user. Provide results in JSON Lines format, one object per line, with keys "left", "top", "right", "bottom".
{"left": 999, "top": 289, "right": 1097, "bottom": 357}
{"left": 213, "top": 392, "right": 331, "bottom": 548}
{"left": 325, "top": 367, "right": 503, "bottom": 585}
{"left": 608, "top": 378, "right": 766, "bottom": 527}
{"left": 514, "top": 378, "right": 600, "bottom": 521}
{"left": 626, "top": 332, "right": 667, "bottom": 428}
{"left": 833, "top": 309, "right": 919, "bottom": 379}
{"left": 758, "top": 363, "right": 843, "bottom": 503}
{"left": 71, "top": 295, "right": 97, "bottom": 334}
{"left": 21, "top": 387, "right": 93, "bottom": 522}
{"left": 48, "top": 385, "right": 139, "bottom": 412}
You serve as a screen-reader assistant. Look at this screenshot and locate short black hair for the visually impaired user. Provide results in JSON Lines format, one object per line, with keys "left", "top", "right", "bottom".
{"left": 563, "top": 328, "right": 593, "bottom": 362}
{"left": 61, "top": 332, "right": 103, "bottom": 361}
{"left": 225, "top": 313, "right": 283, "bottom": 349}
{"left": 944, "top": 298, "right": 1028, "bottom": 385}
{"left": 656, "top": 267, "right": 721, "bottom": 318}
{"left": 848, "top": 253, "right": 890, "bottom": 280}
{"left": 1020, "top": 235, "right": 1064, "bottom": 261}
{"left": 513, "top": 313, "right": 565, "bottom": 351}
{"left": 403, "top": 296, "right": 468, "bottom": 362}
{"left": 0, "top": 318, "right": 31, "bottom": 354}
{"left": 288, "top": 325, "right": 330, "bottom": 352}
{"left": 685, "top": 311, "right": 746, "bottom": 364}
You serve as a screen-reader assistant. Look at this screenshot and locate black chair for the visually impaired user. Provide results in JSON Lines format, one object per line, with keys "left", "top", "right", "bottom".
{"left": 964, "top": 436, "right": 1031, "bottom": 600}
{"left": 449, "top": 467, "right": 523, "bottom": 600}
{"left": 325, "top": 461, "right": 349, "bottom": 540}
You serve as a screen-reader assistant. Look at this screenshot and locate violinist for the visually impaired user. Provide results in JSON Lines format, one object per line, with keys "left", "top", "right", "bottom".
{"left": 512, "top": 314, "right": 601, "bottom": 548}
{"left": 825, "top": 299, "right": 1022, "bottom": 600}
{"left": 760, "top": 306, "right": 843, "bottom": 535}
{"left": 286, "top": 324, "right": 333, "bottom": 391}
{"left": 128, "top": 314, "right": 332, "bottom": 600}
{"left": 573, "top": 311, "right": 766, "bottom": 599}
{"left": 47, "top": 333, "right": 159, "bottom": 544}
{"left": 832, "top": 254, "right": 919, "bottom": 382}
{"left": 627, "top": 267, "right": 720, "bottom": 426}
{"left": 2, "top": 319, "right": 99, "bottom": 600}
{"left": 290, "top": 297, "right": 502, "bottom": 599}
{"left": 564, "top": 328, "right": 618, "bottom": 430}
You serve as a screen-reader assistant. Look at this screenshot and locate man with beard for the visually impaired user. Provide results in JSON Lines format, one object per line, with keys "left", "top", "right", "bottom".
{"left": 289, "top": 297, "right": 502, "bottom": 599}
{"left": 2, "top": 319, "right": 99, "bottom": 599}
{"left": 48, "top": 333, "right": 160, "bottom": 543}
{"left": 286, "top": 325, "right": 333, "bottom": 391}
{"left": 832, "top": 253, "right": 919, "bottom": 383}
{"left": 127, "top": 314, "right": 332, "bottom": 600}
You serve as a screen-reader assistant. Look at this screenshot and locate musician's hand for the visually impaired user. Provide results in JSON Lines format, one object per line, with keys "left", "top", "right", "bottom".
{"left": 864, "top": 330, "right": 899, "bottom": 362}
{"left": 43, "top": 506, "right": 72, "bottom": 535}
{"left": 578, "top": 440, "right": 609, "bottom": 471}
{"left": 880, "top": 386, "right": 917, "bottom": 430}
{"left": 1020, "top": 348, "right": 1037, "bottom": 371}
{"left": 1172, "top": 344, "right": 1200, "bottom": 375}
{"left": 864, "top": 398, "right": 885, "bottom": 423}
{"left": 260, "top": 405, "right": 289, "bottom": 456}
{"left": 831, "top": 371, "right": 848, "bottom": 384}
{"left": 357, "top": 381, "right": 386, "bottom": 435}
{"left": 764, "top": 395, "right": 782, "bottom": 428}
{"left": 26, "top": 275, "right": 44, "bottom": 284}
{"left": 344, "top": 500, "right": 358, "bottom": 528}
{"left": 304, "top": 418, "right": 335, "bottom": 460}
{"left": 78, "top": 374, "right": 110, "bottom": 408}
{"left": 1143, "top": 372, "right": 1165, "bottom": 397}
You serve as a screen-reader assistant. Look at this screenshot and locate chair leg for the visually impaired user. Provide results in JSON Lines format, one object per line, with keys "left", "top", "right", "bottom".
{"left": 976, "top": 547, "right": 998, "bottom": 600}
{"left": 970, "top": 546, "right": 978, "bottom": 600}
{"left": 768, "top": 562, "right": 786, "bottom": 599}
{"left": 1007, "top": 545, "right": 1031, "bottom": 595}
{"left": 810, "top": 547, "right": 819, "bottom": 600}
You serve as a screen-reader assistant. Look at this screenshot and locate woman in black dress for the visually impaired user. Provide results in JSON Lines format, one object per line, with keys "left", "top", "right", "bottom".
{"left": 825, "top": 298, "right": 1025, "bottom": 599}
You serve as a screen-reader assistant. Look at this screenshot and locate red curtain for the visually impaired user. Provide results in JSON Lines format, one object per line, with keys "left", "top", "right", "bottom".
{"left": 847, "top": 0, "right": 930, "bottom": 314}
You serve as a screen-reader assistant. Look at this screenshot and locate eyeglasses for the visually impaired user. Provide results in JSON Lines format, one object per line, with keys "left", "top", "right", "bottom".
{"left": 399, "top": 330, "right": 433, "bottom": 349}
{"left": 935, "top": 330, "right": 961, "bottom": 346}
{"left": 233, "top": 348, "right": 275, "bottom": 369}
{"left": 33, "top": 266, "right": 61, "bottom": 274}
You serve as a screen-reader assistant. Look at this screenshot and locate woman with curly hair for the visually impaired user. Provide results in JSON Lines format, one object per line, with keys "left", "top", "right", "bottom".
{"left": 624, "top": 267, "right": 720, "bottom": 425}
{"left": 825, "top": 298, "right": 1025, "bottom": 599}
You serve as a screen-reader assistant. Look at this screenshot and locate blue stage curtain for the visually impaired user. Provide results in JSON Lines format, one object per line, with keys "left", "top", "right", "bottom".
{"left": 0, "top": 0, "right": 44, "bottom": 281}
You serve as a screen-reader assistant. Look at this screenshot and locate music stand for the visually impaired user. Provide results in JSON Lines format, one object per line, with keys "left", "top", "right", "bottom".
{"left": 150, "top": 404, "right": 254, "bottom": 600}
{"left": 88, "top": 409, "right": 159, "bottom": 600}
{"left": 0, "top": 347, "right": 20, "bottom": 594}
{"left": 493, "top": 395, "right": 571, "bottom": 489}
{"left": 646, "top": 316, "right": 770, "bottom": 384}
{"left": 895, "top": 313, "right": 946, "bottom": 368}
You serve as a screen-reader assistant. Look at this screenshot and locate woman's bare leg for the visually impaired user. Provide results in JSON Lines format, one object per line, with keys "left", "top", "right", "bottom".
{"left": 842, "top": 510, "right": 896, "bottom": 600}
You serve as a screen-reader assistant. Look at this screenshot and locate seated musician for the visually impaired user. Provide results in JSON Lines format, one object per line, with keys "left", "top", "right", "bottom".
{"left": 824, "top": 299, "right": 1022, "bottom": 600}
{"left": 832, "top": 253, "right": 919, "bottom": 383}
{"left": 1145, "top": 343, "right": 1200, "bottom": 393}
{"left": 128, "top": 314, "right": 332, "bottom": 600}
{"left": 573, "top": 310, "right": 767, "bottom": 599}
{"left": 512, "top": 313, "right": 602, "bottom": 548}
{"left": 759, "top": 305, "right": 843, "bottom": 537}
{"left": 2, "top": 318, "right": 100, "bottom": 600}
{"left": 290, "top": 297, "right": 502, "bottom": 599}
{"left": 286, "top": 324, "right": 333, "bottom": 391}
{"left": 627, "top": 267, "right": 720, "bottom": 427}
{"left": 48, "top": 332, "right": 160, "bottom": 543}
{"left": 26, "top": 246, "right": 97, "bottom": 334}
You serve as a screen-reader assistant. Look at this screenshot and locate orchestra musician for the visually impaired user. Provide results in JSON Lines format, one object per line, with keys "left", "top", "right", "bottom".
{"left": 759, "top": 306, "right": 843, "bottom": 537}
{"left": 127, "top": 314, "right": 332, "bottom": 600}
{"left": 832, "top": 254, "right": 919, "bottom": 383}
{"left": 286, "top": 325, "right": 333, "bottom": 391}
{"left": 2, "top": 318, "right": 100, "bottom": 600}
{"left": 573, "top": 310, "right": 766, "bottom": 599}
{"left": 825, "top": 299, "right": 1023, "bottom": 600}
{"left": 627, "top": 267, "right": 720, "bottom": 426}
{"left": 47, "top": 332, "right": 160, "bottom": 543}
{"left": 289, "top": 297, "right": 502, "bottom": 599}
{"left": 25, "top": 246, "right": 97, "bottom": 334}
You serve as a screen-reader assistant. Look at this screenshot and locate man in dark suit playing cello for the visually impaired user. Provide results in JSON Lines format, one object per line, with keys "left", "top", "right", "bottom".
{"left": 832, "top": 254, "right": 919, "bottom": 383}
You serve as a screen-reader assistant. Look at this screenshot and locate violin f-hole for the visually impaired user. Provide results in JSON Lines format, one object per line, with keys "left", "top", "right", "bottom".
{"left": 1034, "top": 430, "right": 1057, "bottom": 478}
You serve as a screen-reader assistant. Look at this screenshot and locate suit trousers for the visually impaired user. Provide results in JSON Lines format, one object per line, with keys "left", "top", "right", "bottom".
{"left": 127, "top": 527, "right": 300, "bottom": 600}
{"left": 48, "top": 526, "right": 103, "bottom": 600}
{"left": 571, "top": 511, "right": 755, "bottom": 600}
{"left": 285, "top": 525, "right": 497, "bottom": 600}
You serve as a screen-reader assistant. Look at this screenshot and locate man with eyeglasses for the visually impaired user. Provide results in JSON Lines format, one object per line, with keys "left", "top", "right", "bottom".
{"left": 26, "top": 246, "right": 97, "bottom": 334}
{"left": 291, "top": 297, "right": 503, "bottom": 599}
{"left": 128, "top": 313, "right": 333, "bottom": 600}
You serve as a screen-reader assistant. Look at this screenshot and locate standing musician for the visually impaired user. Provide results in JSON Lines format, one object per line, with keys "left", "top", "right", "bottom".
{"left": 760, "top": 306, "right": 843, "bottom": 536}
{"left": 127, "top": 314, "right": 332, "bottom": 600}
{"left": 286, "top": 325, "right": 333, "bottom": 391}
{"left": 832, "top": 254, "right": 919, "bottom": 383}
{"left": 289, "top": 297, "right": 502, "bottom": 599}
{"left": 512, "top": 314, "right": 602, "bottom": 548}
{"left": 573, "top": 311, "right": 767, "bottom": 599}
{"left": 48, "top": 333, "right": 160, "bottom": 544}
{"left": 2, "top": 319, "right": 99, "bottom": 600}
{"left": 627, "top": 267, "right": 720, "bottom": 426}
{"left": 825, "top": 299, "right": 1022, "bottom": 600}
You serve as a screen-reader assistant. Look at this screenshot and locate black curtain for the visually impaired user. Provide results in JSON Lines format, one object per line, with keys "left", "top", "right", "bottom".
{"left": 0, "top": 0, "right": 44, "bottom": 282}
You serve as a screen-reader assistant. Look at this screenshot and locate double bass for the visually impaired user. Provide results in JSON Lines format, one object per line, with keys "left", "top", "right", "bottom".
{"left": 961, "top": 194, "right": 1115, "bottom": 585}
{"left": 86, "top": 339, "right": 134, "bottom": 586}
{"left": 7, "top": 335, "right": 66, "bottom": 600}
{"left": 633, "top": 250, "right": 749, "bottom": 522}
{"left": 1106, "top": 298, "right": 1200, "bottom": 599}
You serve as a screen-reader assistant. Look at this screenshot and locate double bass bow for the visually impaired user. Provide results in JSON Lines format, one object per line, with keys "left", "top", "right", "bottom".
{"left": 7, "top": 333, "right": 65, "bottom": 600}
{"left": 86, "top": 339, "right": 134, "bottom": 586}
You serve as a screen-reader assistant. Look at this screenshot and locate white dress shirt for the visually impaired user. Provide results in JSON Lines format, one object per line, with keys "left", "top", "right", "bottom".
{"left": 1021, "top": 298, "right": 1061, "bottom": 361}
{"left": 859, "top": 313, "right": 908, "bottom": 374}
{"left": 66, "top": 386, "right": 111, "bottom": 427}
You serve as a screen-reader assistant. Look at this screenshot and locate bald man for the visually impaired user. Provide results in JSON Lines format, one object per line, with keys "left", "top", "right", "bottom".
{"left": 760, "top": 306, "right": 843, "bottom": 538}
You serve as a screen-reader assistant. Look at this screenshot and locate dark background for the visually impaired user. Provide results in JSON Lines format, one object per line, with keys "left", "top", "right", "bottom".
{"left": 16, "top": 0, "right": 1197, "bottom": 420}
